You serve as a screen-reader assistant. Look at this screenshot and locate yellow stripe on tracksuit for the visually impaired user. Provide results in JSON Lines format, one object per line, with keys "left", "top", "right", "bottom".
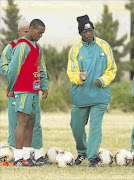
{"left": 20, "top": 93, "right": 26, "bottom": 109}
{"left": 67, "top": 41, "right": 83, "bottom": 85}
{"left": 18, "top": 42, "right": 26, "bottom": 75}
{"left": 96, "top": 38, "right": 117, "bottom": 87}
{"left": 41, "top": 55, "right": 47, "bottom": 75}
{"left": 2, "top": 44, "right": 10, "bottom": 71}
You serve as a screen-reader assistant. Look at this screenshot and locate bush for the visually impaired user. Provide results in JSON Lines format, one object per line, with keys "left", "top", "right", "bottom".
{"left": 0, "top": 74, "right": 133, "bottom": 112}
{"left": 40, "top": 70, "right": 72, "bottom": 112}
{"left": 0, "top": 78, "right": 8, "bottom": 111}
{"left": 110, "top": 80, "right": 133, "bottom": 112}
{"left": 41, "top": 78, "right": 133, "bottom": 113}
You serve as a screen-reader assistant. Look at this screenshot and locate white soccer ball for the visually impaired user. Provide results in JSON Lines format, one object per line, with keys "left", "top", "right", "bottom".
{"left": 98, "top": 148, "right": 114, "bottom": 166}
{"left": 45, "top": 147, "right": 62, "bottom": 163}
{"left": 56, "top": 151, "right": 74, "bottom": 167}
{"left": 115, "top": 149, "right": 133, "bottom": 166}
{"left": 0, "top": 142, "right": 6, "bottom": 148}
{"left": 0, "top": 145, "right": 13, "bottom": 162}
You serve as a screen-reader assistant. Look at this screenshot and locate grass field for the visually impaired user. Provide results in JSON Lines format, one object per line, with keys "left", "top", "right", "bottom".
{"left": 0, "top": 111, "right": 134, "bottom": 180}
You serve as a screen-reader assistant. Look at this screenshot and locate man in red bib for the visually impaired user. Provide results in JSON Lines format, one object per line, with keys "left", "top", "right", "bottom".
{"left": 8, "top": 19, "right": 48, "bottom": 166}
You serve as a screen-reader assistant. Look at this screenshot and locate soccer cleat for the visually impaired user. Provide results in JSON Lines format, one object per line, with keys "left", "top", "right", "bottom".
{"left": 35, "top": 156, "right": 52, "bottom": 166}
{"left": 30, "top": 150, "right": 35, "bottom": 160}
{"left": 89, "top": 161, "right": 98, "bottom": 167}
{"left": 89, "top": 157, "right": 100, "bottom": 168}
{"left": 74, "top": 155, "right": 86, "bottom": 165}
{"left": 0, "top": 161, "right": 12, "bottom": 166}
{"left": 26, "top": 158, "right": 35, "bottom": 166}
{"left": 13, "top": 159, "right": 29, "bottom": 166}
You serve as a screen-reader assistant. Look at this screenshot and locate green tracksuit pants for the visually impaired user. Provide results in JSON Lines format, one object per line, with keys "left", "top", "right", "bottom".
{"left": 130, "top": 127, "right": 134, "bottom": 152}
{"left": 8, "top": 97, "right": 43, "bottom": 148}
{"left": 31, "top": 106, "right": 43, "bottom": 149}
{"left": 8, "top": 97, "right": 18, "bottom": 146}
{"left": 70, "top": 103, "right": 108, "bottom": 161}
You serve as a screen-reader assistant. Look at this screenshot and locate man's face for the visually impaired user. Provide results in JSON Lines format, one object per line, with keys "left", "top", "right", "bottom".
{"left": 80, "top": 28, "right": 94, "bottom": 43}
{"left": 30, "top": 26, "right": 45, "bottom": 42}
{"left": 18, "top": 26, "right": 29, "bottom": 38}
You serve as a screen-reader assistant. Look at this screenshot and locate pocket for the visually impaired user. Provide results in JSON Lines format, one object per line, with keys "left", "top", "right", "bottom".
{"left": 8, "top": 97, "right": 16, "bottom": 106}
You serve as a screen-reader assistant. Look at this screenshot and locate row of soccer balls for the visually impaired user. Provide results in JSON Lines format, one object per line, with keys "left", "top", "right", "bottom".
{"left": 0, "top": 144, "right": 134, "bottom": 167}
{"left": 44, "top": 147, "right": 134, "bottom": 167}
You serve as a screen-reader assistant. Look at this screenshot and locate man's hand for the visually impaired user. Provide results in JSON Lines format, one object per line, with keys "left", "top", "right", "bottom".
{"left": 8, "top": 92, "right": 14, "bottom": 97}
{"left": 79, "top": 69, "right": 87, "bottom": 81}
{"left": 42, "top": 90, "right": 48, "bottom": 100}
{"left": 94, "top": 79, "right": 102, "bottom": 87}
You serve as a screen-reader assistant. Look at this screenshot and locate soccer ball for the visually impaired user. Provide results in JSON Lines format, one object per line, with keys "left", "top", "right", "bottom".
{"left": 98, "top": 148, "right": 114, "bottom": 166}
{"left": 56, "top": 151, "right": 74, "bottom": 167}
{"left": 0, "top": 145, "right": 13, "bottom": 162}
{"left": 0, "top": 143, "right": 6, "bottom": 148}
{"left": 115, "top": 149, "right": 133, "bottom": 166}
{"left": 45, "top": 147, "right": 62, "bottom": 163}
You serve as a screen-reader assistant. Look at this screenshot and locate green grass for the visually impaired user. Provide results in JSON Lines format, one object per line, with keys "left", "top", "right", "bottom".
{"left": 0, "top": 111, "right": 134, "bottom": 180}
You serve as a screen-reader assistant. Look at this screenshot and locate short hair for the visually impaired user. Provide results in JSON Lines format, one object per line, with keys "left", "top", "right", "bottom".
{"left": 30, "top": 19, "right": 45, "bottom": 29}
{"left": 18, "top": 19, "right": 29, "bottom": 30}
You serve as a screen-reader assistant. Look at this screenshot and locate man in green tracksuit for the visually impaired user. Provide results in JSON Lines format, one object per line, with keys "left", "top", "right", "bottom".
{"left": 0, "top": 19, "right": 51, "bottom": 166}
{"left": 67, "top": 15, "right": 117, "bottom": 167}
{"left": 0, "top": 20, "right": 29, "bottom": 149}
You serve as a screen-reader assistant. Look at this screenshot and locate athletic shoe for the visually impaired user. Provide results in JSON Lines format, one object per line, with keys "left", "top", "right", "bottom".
{"left": 13, "top": 159, "right": 29, "bottom": 166}
{"left": 30, "top": 151, "right": 35, "bottom": 160}
{"left": 74, "top": 155, "right": 86, "bottom": 165}
{"left": 89, "top": 157, "right": 100, "bottom": 168}
{"left": 35, "top": 156, "right": 52, "bottom": 166}
{"left": 26, "top": 158, "right": 35, "bottom": 166}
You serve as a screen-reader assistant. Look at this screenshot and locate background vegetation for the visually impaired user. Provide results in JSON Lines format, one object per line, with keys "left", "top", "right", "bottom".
{"left": 0, "top": 0, "right": 134, "bottom": 112}
{"left": 95, "top": 4, "right": 133, "bottom": 82}
{"left": 0, "top": 77, "right": 133, "bottom": 112}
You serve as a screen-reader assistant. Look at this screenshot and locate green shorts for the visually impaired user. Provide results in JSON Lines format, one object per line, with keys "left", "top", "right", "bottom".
{"left": 15, "top": 92, "right": 39, "bottom": 114}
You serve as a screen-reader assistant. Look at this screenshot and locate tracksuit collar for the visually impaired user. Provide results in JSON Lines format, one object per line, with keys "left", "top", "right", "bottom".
{"left": 81, "top": 36, "right": 96, "bottom": 46}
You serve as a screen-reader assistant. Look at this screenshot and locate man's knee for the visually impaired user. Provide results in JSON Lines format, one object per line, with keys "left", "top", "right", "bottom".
{"left": 17, "top": 112, "right": 29, "bottom": 126}
{"left": 29, "top": 113, "right": 36, "bottom": 127}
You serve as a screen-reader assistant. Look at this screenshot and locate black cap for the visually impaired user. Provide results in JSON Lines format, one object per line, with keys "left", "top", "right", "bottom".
{"left": 77, "top": 15, "right": 94, "bottom": 34}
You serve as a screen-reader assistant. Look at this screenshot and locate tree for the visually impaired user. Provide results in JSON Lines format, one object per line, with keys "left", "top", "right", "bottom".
{"left": 95, "top": 5, "right": 131, "bottom": 82}
{"left": 0, "top": 0, "right": 21, "bottom": 52}
{"left": 125, "top": 0, "right": 134, "bottom": 79}
{"left": 43, "top": 45, "right": 70, "bottom": 80}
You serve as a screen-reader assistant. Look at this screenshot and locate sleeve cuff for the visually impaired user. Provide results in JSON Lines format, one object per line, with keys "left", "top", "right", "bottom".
{"left": 40, "top": 85, "right": 48, "bottom": 91}
{"left": 98, "top": 78, "right": 104, "bottom": 87}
